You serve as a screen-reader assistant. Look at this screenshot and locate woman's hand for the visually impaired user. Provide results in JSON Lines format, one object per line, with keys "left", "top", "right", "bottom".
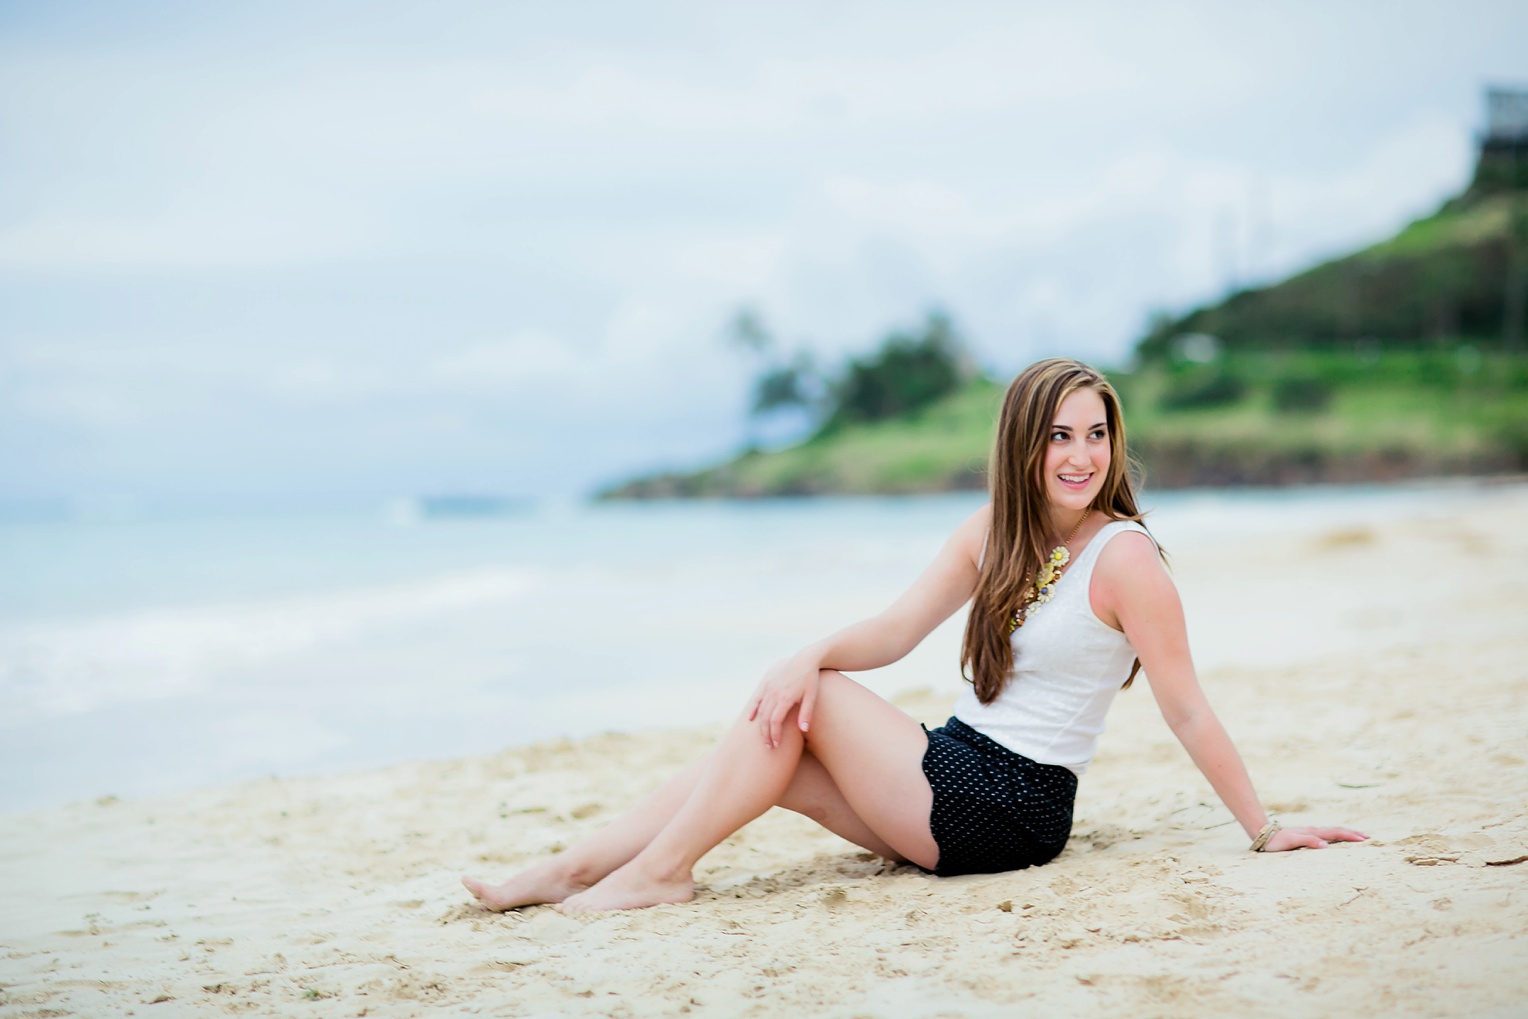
{"left": 1262, "top": 825, "right": 1370, "bottom": 852}
{"left": 747, "top": 656, "right": 822, "bottom": 749}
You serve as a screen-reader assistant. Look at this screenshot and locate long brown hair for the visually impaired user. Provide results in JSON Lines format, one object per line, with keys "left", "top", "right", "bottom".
{"left": 959, "top": 357, "right": 1151, "bottom": 703}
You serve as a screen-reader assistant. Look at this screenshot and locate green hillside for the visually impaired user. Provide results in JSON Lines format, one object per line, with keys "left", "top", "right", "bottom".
{"left": 604, "top": 349, "right": 1527, "bottom": 498}
{"left": 1137, "top": 190, "right": 1528, "bottom": 358}
{"left": 1115, "top": 349, "right": 1527, "bottom": 487}
{"left": 602, "top": 147, "right": 1528, "bottom": 499}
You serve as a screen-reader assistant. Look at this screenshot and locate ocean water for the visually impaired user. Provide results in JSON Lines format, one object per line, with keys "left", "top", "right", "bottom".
{"left": 0, "top": 483, "right": 1481, "bottom": 812}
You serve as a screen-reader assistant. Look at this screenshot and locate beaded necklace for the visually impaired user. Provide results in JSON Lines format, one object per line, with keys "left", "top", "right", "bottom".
{"left": 1008, "top": 509, "right": 1090, "bottom": 634}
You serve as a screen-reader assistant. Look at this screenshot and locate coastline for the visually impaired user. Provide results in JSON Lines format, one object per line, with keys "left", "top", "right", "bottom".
{"left": 2, "top": 483, "right": 1526, "bottom": 1017}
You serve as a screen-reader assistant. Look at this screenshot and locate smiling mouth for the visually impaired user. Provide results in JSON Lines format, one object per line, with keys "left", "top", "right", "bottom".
{"left": 1058, "top": 473, "right": 1092, "bottom": 485}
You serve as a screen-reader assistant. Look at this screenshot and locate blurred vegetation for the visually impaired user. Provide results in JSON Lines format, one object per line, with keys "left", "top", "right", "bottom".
{"left": 722, "top": 308, "right": 976, "bottom": 441}
{"left": 601, "top": 156, "right": 1528, "bottom": 499}
{"left": 1112, "top": 348, "right": 1528, "bottom": 488}
{"left": 818, "top": 312, "right": 973, "bottom": 433}
{"left": 1135, "top": 186, "right": 1528, "bottom": 359}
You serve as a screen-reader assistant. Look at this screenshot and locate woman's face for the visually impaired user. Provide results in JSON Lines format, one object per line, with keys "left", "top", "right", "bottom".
{"left": 1041, "top": 386, "right": 1111, "bottom": 516}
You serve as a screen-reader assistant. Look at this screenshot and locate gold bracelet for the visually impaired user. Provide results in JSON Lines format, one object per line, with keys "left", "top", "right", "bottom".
{"left": 1250, "top": 820, "right": 1282, "bottom": 852}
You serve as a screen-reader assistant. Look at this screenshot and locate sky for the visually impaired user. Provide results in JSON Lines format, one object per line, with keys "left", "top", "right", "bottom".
{"left": 2, "top": 0, "right": 1526, "bottom": 505}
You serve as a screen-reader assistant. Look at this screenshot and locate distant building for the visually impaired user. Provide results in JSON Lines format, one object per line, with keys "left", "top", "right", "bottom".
{"left": 1475, "top": 86, "right": 1528, "bottom": 191}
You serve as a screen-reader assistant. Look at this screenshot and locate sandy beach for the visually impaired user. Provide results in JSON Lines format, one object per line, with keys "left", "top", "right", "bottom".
{"left": 3, "top": 483, "right": 1526, "bottom": 1018}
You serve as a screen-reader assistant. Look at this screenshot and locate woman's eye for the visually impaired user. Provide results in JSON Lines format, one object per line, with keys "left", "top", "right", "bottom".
{"left": 1051, "top": 431, "right": 1068, "bottom": 442}
{"left": 1090, "top": 429, "right": 1107, "bottom": 441}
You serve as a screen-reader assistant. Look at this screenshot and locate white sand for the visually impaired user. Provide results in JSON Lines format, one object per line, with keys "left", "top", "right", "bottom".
{"left": 3, "top": 483, "right": 1526, "bottom": 1018}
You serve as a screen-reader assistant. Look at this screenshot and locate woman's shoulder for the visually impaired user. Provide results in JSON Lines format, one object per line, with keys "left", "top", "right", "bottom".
{"left": 1074, "top": 516, "right": 1148, "bottom": 558}
{"left": 956, "top": 502, "right": 993, "bottom": 560}
{"left": 1091, "top": 519, "right": 1167, "bottom": 583}
{"left": 1094, "top": 522, "right": 1149, "bottom": 546}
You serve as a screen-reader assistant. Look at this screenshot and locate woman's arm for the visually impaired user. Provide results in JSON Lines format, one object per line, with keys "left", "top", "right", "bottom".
{"left": 1094, "top": 532, "right": 1367, "bottom": 852}
{"left": 749, "top": 503, "right": 990, "bottom": 747}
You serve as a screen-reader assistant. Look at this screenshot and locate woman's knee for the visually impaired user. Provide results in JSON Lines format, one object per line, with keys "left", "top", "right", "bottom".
{"left": 811, "top": 669, "right": 862, "bottom": 713}
{"left": 735, "top": 698, "right": 803, "bottom": 732}
{"left": 817, "top": 668, "right": 851, "bottom": 690}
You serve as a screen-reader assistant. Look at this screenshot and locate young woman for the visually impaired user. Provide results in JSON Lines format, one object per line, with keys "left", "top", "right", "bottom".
{"left": 463, "top": 357, "right": 1367, "bottom": 914}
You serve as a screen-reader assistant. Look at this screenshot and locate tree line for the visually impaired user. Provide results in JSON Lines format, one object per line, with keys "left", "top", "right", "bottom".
{"left": 728, "top": 308, "right": 978, "bottom": 444}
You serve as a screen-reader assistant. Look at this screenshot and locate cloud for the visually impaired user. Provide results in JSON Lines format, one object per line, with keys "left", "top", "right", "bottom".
{"left": 0, "top": 207, "right": 381, "bottom": 270}
{"left": 428, "top": 331, "right": 585, "bottom": 392}
{"left": 0, "top": 0, "right": 1522, "bottom": 497}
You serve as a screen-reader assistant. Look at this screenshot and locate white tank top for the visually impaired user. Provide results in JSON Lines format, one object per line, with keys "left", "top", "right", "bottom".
{"left": 953, "top": 519, "right": 1152, "bottom": 776}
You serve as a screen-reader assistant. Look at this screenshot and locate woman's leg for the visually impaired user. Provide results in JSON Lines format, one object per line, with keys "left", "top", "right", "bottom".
{"left": 557, "top": 670, "right": 937, "bottom": 913}
{"left": 778, "top": 751, "right": 905, "bottom": 862}
{"left": 462, "top": 757, "right": 710, "bottom": 911}
{"left": 461, "top": 741, "right": 907, "bottom": 912}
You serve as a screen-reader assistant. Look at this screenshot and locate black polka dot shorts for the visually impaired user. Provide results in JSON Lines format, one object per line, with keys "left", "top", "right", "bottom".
{"left": 919, "top": 717, "right": 1079, "bottom": 877}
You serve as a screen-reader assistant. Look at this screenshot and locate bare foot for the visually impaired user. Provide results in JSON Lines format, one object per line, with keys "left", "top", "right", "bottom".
{"left": 461, "top": 861, "right": 591, "bottom": 912}
{"left": 556, "top": 860, "right": 694, "bottom": 914}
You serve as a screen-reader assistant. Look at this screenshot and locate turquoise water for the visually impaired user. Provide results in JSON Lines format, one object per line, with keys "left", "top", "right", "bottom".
{"left": 0, "top": 484, "right": 1473, "bottom": 811}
